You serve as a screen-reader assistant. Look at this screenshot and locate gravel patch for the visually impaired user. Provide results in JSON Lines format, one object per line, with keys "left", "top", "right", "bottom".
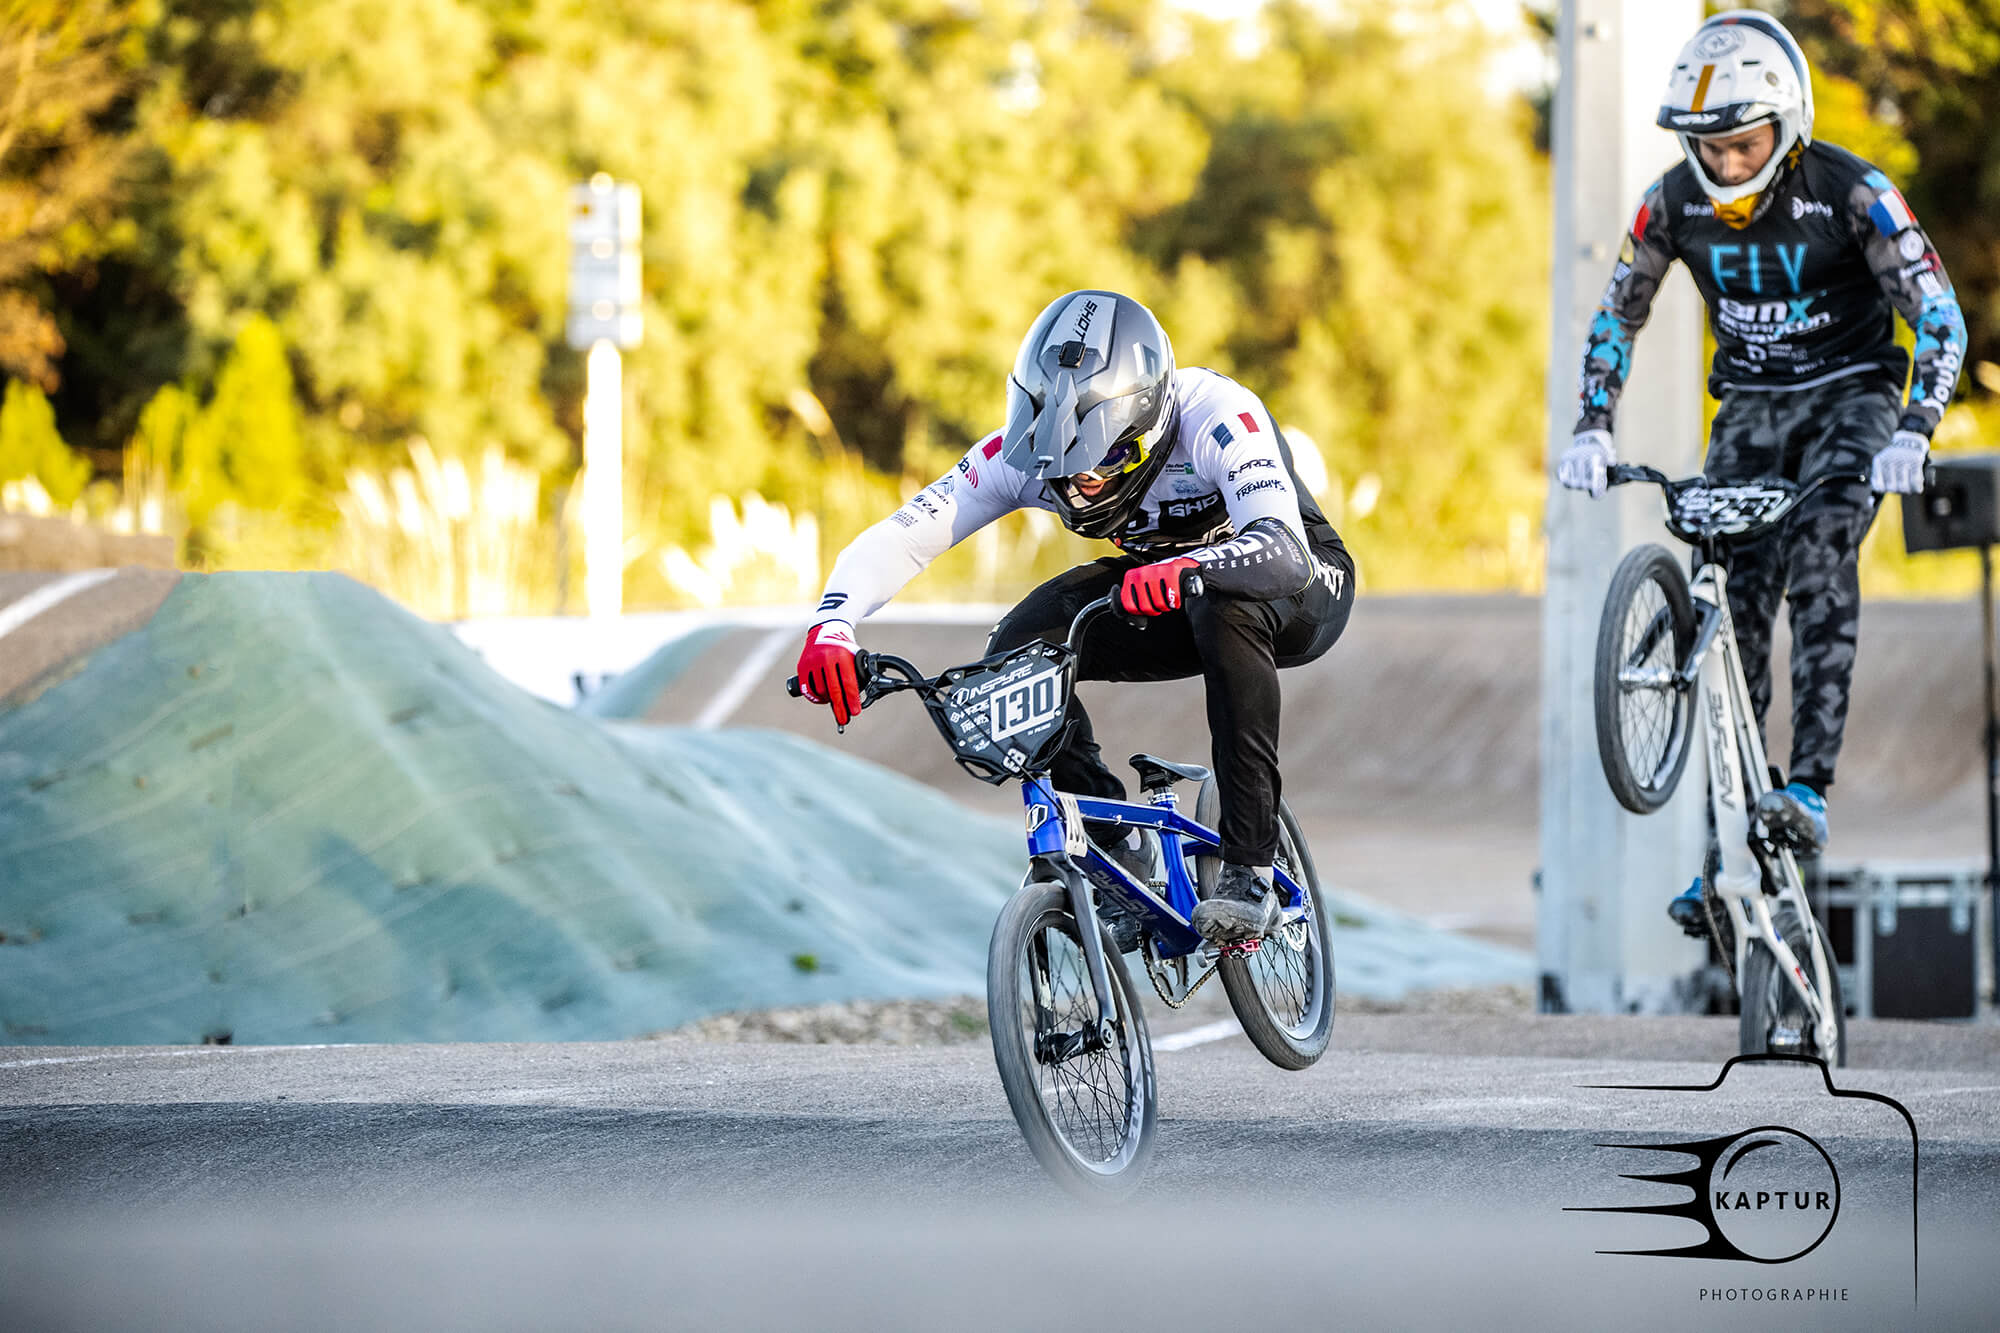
{"left": 1340, "top": 983, "right": 1534, "bottom": 1017}
{"left": 651, "top": 984, "right": 1536, "bottom": 1045}
{"left": 651, "top": 996, "right": 993, "bottom": 1045}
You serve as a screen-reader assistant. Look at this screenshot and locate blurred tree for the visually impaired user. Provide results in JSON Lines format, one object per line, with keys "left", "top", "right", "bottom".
{"left": 24, "top": 0, "right": 1574, "bottom": 596}
{"left": 125, "top": 379, "right": 191, "bottom": 490}
{"left": 1775, "top": 0, "right": 2000, "bottom": 370}
{"left": 0, "top": 378, "right": 91, "bottom": 503}
{"left": 1142, "top": 1, "right": 1551, "bottom": 585}
{"left": 178, "top": 313, "right": 303, "bottom": 523}
{"left": 0, "top": 0, "right": 144, "bottom": 393}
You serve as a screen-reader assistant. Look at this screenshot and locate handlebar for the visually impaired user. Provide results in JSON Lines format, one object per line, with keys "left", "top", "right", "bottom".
{"left": 784, "top": 572, "right": 1205, "bottom": 715}
{"left": 1606, "top": 465, "right": 1875, "bottom": 546}
{"left": 1606, "top": 463, "right": 1671, "bottom": 488}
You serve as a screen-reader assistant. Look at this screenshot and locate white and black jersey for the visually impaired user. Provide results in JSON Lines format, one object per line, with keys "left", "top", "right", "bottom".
{"left": 814, "top": 368, "right": 1348, "bottom": 627}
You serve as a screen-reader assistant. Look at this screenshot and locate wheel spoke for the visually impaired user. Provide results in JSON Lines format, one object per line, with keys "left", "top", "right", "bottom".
{"left": 1615, "top": 578, "right": 1687, "bottom": 792}
{"left": 1017, "top": 912, "right": 1138, "bottom": 1168}
{"left": 1241, "top": 832, "right": 1326, "bottom": 1039}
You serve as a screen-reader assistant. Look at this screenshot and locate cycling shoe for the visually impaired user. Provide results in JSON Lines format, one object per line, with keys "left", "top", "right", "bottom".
{"left": 1096, "top": 899, "right": 1143, "bottom": 955}
{"left": 1088, "top": 830, "right": 1157, "bottom": 954}
{"left": 1192, "top": 863, "right": 1281, "bottom": 944}
{"left": 1754, "top": 782, "right": 1828, "bottom": 853}
{"left": 1667, "top": 878, "right": 1709, "bottom": 939}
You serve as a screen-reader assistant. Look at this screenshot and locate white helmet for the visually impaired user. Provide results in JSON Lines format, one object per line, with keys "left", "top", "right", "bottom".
{"left": 1657, "top": 12, "right": 1814, "bottom": 204}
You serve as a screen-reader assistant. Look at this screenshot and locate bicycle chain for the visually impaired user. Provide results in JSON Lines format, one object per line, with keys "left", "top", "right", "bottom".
{"left": 1145, "top": 952, "right": 1221, "bottom": 1009}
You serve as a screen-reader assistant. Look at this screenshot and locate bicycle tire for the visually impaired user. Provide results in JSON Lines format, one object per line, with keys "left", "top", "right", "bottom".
{"left": 1594, "top": 544, "right": 1699, "bottom": 814}
{"left": 1193, "top": 782, "right": 1336, "bottom": 1070}
{"left": 1739, "top": 904, "right": 1847, "bottom": 1067}
{"left": 986, "top": 881, "right": 1158, "bottom": 1199}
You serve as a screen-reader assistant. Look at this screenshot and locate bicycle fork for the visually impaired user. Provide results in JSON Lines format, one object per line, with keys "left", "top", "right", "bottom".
{"left": 1693, "top": 570, "right": 1840, "bottom": 1056}
{"left": 1022, "top": 779, "right": 1118, "bottom": 1055}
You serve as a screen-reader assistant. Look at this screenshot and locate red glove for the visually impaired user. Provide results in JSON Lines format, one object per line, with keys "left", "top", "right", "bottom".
{"left": 1120, "top": 557, "right": 1200, "bottom": 616}
{"left": 797, "top": 622, "right": 862, "bottom": 725}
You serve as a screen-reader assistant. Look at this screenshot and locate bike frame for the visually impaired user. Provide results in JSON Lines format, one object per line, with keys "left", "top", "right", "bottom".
{"left": 1019, "top": 773, "right": 1315, "bottom": 1032}
{"left": 1684, "top": 561, "right": 1841, "bottom": 1056}
{"left": 1019, "top": 776, "right": 1311, "bottom": 963}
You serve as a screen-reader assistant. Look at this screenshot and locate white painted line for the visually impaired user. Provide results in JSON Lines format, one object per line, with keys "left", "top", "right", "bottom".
{"left": 1153, "top": 1019, "right": 1240, "bottom": 1052}
{"left": 0, "top": 568, "right": 118, "bottom": 644}
{"left": 693, "top": 627, "right": 792, "bottom": 730}
{"left": 0, "top": 1043, "right": 339, "bottom": 1071}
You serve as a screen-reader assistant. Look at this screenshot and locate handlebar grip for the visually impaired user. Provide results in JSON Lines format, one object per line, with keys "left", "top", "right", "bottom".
{"left": 785, "top": 675, "right": 801, "bottom": 698}
{"left": 1185, "top": 571, "right": 1204, "bottom": 599}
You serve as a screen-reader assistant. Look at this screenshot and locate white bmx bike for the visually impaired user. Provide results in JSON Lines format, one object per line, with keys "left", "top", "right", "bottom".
{"left": 1593, "top": 463, "right": 1854, "bottom": 1065}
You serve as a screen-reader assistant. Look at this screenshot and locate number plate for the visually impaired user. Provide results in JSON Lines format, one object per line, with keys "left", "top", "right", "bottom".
{"left": 920, "top": 640, "right": 1078, "bottom": 784}
{"left": 988, "top": 664, "right": 1064, "bottom": 741}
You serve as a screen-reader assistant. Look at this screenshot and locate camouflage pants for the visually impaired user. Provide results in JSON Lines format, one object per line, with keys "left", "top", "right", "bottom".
{"left": 1702, "top": 372, "right": 1899, "bottom": 791}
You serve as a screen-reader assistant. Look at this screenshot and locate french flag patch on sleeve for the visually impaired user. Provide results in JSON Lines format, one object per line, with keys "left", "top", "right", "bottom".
{"left": 1868, "top": 185, "right": 1916, "bottom": 237}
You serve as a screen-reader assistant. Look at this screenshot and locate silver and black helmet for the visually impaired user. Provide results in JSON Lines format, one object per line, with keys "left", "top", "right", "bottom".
{"left": 999, "top": 290, "right": 1177, "bottom": 539}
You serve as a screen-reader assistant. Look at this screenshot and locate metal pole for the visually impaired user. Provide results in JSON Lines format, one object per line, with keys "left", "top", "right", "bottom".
{"left": 583, "top": 338, "right": 623, "bottom": 619}
{"left": 1984, "top": 545, "right": 1998, "bottom": 1005}
{"left": 1539, "top": 0, "right": 1706, "bottom": 1015}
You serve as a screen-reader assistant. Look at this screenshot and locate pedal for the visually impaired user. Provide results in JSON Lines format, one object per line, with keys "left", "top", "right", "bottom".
{"left": 1219, "top": 938, "right": 1263, "bottom": 958}
{"left": 1766, "top": 1025, "right": 1806, "bottom": 1055}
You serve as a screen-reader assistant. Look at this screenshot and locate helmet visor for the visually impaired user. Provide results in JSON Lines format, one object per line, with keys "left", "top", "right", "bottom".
{"left": 1659, "top": 102, "right": 1780, "bottom": 136}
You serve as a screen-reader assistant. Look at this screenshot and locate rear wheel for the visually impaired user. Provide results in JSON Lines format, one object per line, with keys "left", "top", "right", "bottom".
{"left": 1194, "top": 783, "right": 1336, "bottom": 1070}
{"left": 1594, "top": 544, "right": 1699, "bottom": 814}
{"left": 986, "top": 882, "right": 1157, "bottom": 1199}
{"left": 1739, "top": 903, "right": 1847, "bottom": 1067}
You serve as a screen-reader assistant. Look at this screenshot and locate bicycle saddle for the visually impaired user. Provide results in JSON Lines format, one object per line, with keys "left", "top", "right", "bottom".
{"left": 1129, "top": 754, "right": 1210, "bottom": 788}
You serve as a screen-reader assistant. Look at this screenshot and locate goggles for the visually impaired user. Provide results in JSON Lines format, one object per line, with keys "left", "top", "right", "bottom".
{"left": 1069, "top": 434, "right": 1149, "bottom": 484}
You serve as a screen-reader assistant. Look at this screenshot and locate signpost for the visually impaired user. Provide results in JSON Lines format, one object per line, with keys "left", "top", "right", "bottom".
{"left": 567, "top": 175, "right": 642, "bottom": 619}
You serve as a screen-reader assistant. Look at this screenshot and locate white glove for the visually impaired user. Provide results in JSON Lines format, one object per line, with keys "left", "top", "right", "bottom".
{"left": 1557, "top": 430, "right": 1616, "bottom": 499}
{"left": 1870, "top": 430, "right": 1929, "bottom": 494}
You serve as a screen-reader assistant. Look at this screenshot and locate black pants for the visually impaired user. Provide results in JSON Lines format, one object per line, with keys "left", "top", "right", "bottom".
{"left": 1703, "top": 372, "right": 1897, "bottom": 791}
{"left": 985, "top": 546, "right": 1354, "bottom": 864}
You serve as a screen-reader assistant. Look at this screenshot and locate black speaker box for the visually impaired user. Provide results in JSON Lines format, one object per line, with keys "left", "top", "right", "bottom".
{"left": 1903, "top": 453, "right": 2000, "bottom": 553}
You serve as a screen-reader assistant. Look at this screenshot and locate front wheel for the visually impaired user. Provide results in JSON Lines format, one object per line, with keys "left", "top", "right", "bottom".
{"left": 1194, "top": 784, "right": 1336, "bottom": 1070}
{"left": 1594, "top": 543, "right": 1699, "bottom": 814}
{"left": 1739, "top": 904, "right": 1847, "bottom": 1067}
{"left": 987, "top": 882, "right": 1158, "bottom": 1199}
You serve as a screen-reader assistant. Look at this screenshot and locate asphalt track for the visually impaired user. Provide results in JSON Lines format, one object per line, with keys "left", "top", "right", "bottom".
{"left": 3, "top": 1015, "right": 1997, "bottom": 1330}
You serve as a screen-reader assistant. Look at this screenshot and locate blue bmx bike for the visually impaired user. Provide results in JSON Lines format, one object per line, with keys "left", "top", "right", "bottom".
{"left": 791, "top": 590, "right": 1334, "bottom": 1197}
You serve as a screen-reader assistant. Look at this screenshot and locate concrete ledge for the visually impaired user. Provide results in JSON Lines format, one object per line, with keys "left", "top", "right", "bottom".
{"left": 0, "top": 512, "right": 175, "bottom": 573}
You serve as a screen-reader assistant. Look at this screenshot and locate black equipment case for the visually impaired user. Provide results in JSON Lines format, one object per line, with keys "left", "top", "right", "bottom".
{"left": 1808, "top": 860, "right": 1989, "bottom": 1019}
